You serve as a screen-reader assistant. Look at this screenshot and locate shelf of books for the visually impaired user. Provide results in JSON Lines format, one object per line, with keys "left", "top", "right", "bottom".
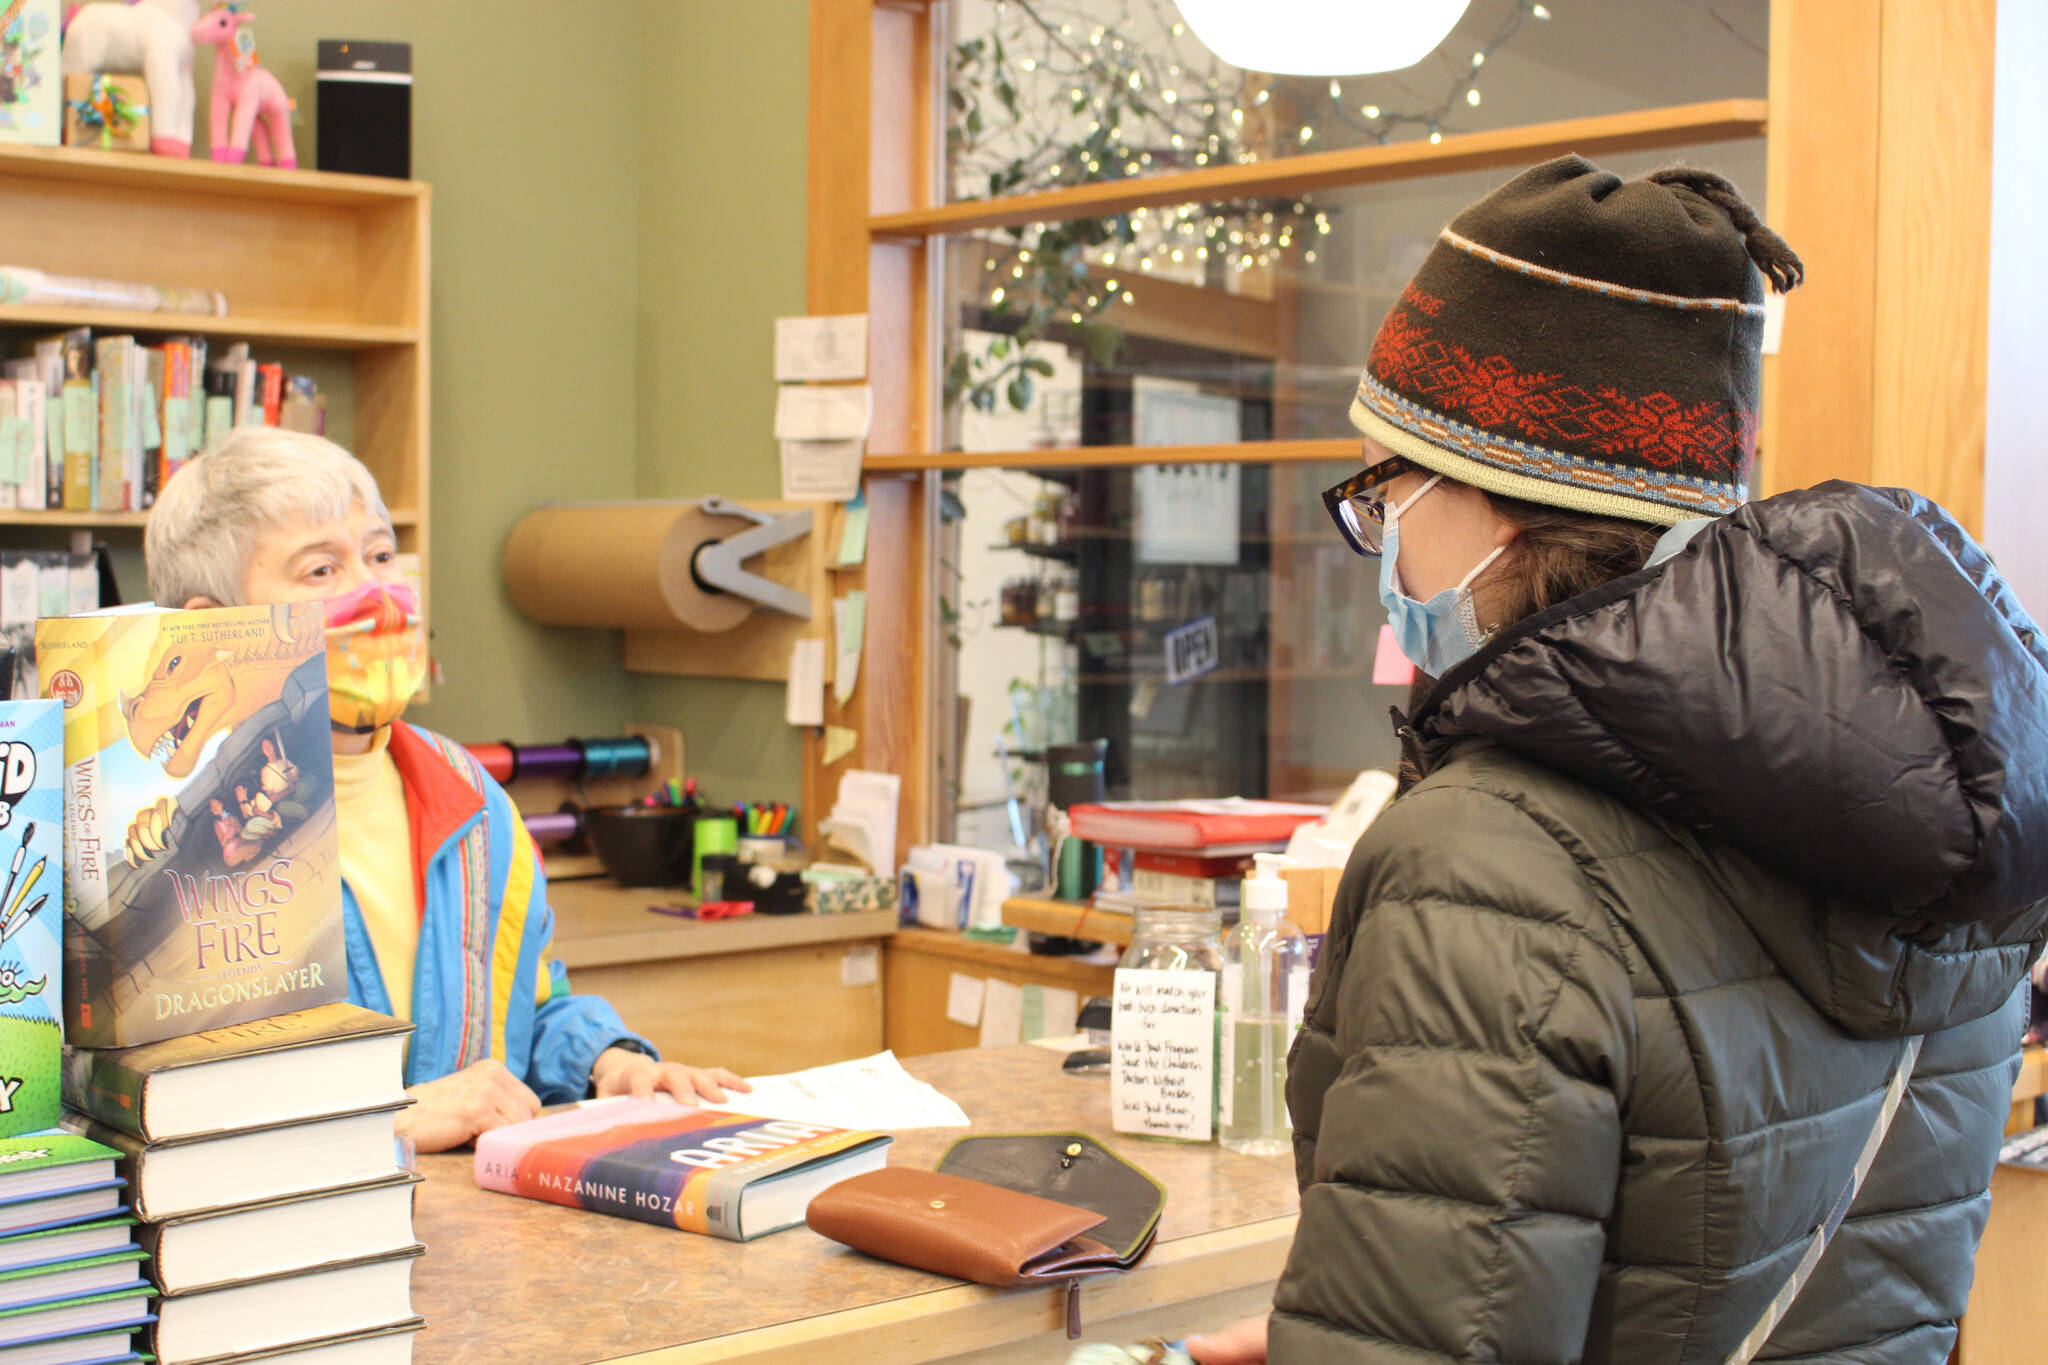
{"left": 0, "top": 140, "right": 431, "bottom": 622}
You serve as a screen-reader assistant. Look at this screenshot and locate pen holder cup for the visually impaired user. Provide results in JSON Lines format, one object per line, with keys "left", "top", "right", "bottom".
{"left": 586, "top": 806, "right": 694, "bottom": 888}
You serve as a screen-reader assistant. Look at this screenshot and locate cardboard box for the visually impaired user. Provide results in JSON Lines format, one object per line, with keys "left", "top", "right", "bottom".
{"left": 1283, "top": 866, "right": 1342, "bottom": 937}
{"left": 63, "top": 71, "right": 150, "bottom": 152}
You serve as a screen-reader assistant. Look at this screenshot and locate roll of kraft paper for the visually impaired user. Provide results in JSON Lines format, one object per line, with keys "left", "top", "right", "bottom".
{"left": 502, "top": 503, "right": 765, "bottom": 633}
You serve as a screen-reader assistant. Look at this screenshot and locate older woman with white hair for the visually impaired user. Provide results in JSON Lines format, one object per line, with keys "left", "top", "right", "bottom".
{"left": 146, "top": 427, "right": 748, "bottom": 1152}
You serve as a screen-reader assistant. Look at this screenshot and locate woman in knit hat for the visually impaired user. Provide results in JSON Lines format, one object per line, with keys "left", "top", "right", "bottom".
{"left": 1187, "top": 157, "right": 2048, "bottom": 1365}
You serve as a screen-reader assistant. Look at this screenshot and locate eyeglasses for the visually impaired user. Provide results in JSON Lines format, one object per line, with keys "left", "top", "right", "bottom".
{"left": 1321, "top": 455, "right": 1425, "bottom": 557}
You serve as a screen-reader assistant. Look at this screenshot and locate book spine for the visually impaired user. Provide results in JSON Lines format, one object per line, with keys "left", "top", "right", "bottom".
{"left": 1131, "top": 851, "right": 1254, "bottom": 879}
{"left": 18, "top": 383, "right": 46, "bottom": 513}
{"left": 92, "top": 339, "right": 126, "bottom": 515}
{"left": 1130, "top": 868, "right": 1234, "bottom": 907}
{"left": 58, "top": 1050, "right": 146, "bottom": 1141}
{"left": 60, "top": 362, "right": 93, "bottom": 514}
{"left": 0, "top": 382, "right": 16, "bottom": 512}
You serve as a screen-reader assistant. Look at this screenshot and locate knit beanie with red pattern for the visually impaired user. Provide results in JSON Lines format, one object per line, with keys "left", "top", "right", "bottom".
{"left": 1350, "top": 155, "right": 1803, "bottom": 526}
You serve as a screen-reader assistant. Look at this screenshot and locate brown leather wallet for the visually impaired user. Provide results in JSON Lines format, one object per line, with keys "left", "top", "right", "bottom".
{"left": 805, "top": 1166, "right": 1124, "bottom": 1287}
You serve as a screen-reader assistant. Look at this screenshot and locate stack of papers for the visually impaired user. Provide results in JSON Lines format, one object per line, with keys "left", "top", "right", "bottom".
{"left": 577, "top": 1052, "right": 971, "bottom": 1131}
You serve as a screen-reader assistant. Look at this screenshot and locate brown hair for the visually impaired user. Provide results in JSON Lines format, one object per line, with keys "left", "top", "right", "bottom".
{"left": 1476, "top": 492, "right": 1665, "bottom": 630}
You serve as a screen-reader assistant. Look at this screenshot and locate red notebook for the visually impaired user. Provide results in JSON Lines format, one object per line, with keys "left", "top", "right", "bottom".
{"left": 1068, "top": 800, "right": 1326, "bottom": 852}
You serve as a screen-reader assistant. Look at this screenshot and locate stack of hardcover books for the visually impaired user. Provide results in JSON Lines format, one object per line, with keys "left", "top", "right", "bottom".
{"left": 62, "top": 1005, "right": 424, "bottom": 1365}
{"left": 0, "top": 700, "right": 153, "bottom": 1362}
{"left": 36, "top": 605, "right": 425, "bottom": 1364}
{"left": 1074, "top": 800, "right": 1326, "bottom": 915}
{"left": 0, "top": 1133, "right": 151, "bottom": 1364}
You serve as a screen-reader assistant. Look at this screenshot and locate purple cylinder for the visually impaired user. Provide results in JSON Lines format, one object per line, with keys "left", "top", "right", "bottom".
{"left": 514, "top": 744, "right": 584, "bottom": 781}
{"left": 524, "top": 811, "right": 583, "bottom": 844}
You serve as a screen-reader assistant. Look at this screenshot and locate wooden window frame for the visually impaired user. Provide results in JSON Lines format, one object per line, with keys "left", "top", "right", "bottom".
{"left": 808, "top": 0, "right": 2001, "bottom": 861}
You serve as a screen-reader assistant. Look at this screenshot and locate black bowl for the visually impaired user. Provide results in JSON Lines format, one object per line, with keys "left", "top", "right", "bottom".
{"left": 585, "top": 806, "right": 693, "bottom": 888}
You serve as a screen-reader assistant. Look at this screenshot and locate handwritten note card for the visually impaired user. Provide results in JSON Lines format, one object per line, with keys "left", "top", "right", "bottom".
{"left": 1111, "top": 968, "right": 1217, "bottom": 1142}
{"left": 775, "top": 314, "right": 869, "bottom": 382}
{"left": 775, "top": 385, "right": 872, "bottom": 442}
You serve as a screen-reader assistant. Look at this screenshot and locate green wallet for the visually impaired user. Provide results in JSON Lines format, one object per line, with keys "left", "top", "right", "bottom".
{"left": 935, "top": 1131, "right": 1166, "bottom": 1268}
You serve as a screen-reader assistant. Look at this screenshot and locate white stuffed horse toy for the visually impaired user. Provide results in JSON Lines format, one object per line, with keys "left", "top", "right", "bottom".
{"left": 61, "top": 0, "right": 201, "bottom": 156}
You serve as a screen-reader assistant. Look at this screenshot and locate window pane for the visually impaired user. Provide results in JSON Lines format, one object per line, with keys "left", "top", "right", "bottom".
{"left": 939, "top": 459, "right": 1405, "bottom": 868}
{"left": 943, "top": 0, "right": 1767, "bottom": 205}
{"left": 940, "top": 140, "right": 1766, "bottom": 451}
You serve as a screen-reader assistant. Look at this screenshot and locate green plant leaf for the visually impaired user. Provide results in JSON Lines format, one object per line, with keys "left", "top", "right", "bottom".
{"left": 1006, "top": 372, "right": 1035, "bottom": 411}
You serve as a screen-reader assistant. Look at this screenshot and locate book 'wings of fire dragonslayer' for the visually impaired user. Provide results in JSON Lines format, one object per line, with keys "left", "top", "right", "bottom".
{"left": 37, "top": 603, "right": 344, "bottom": 1049}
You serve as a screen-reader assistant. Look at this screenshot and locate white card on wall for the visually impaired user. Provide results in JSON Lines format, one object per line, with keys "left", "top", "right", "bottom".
{"left": 780, "top": 439, "right": 865, "bottom": 502}
{"left": 980, "top": 979, "right": 1024, "bottom": 1047}
{"left": 775, "top": 385, "right": 873, "bottom": 441}
{"left": 775, "top": 315, "right": 869, "bottom": 382}
{"left": 1111, "top": 967, "right": 1217, "bottom": 1142}
{"left": 945, "top": 972, "right": 985, "bottom": 1028}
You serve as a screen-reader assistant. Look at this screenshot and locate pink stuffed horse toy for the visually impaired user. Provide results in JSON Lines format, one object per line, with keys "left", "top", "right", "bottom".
{"left": 192, "top": 5, "right": 293, "bottom": 167}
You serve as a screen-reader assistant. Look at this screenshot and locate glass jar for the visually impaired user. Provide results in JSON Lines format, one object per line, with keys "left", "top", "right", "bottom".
{"left": 1118, "top": 905, "right": 1225, "bottom": 973}
{"left": 1112, "top": 905, "right": 1226, "bottom": 1144}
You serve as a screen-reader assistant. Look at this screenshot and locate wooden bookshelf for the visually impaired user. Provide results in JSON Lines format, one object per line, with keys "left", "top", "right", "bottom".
{"left": 0, "top": 143, "right": 431, "bottom": 610}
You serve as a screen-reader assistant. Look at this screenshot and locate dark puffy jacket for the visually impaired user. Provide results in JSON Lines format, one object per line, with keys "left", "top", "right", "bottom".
{"left": 1276, "top": 483, "right": 2048, "bottom": 1364}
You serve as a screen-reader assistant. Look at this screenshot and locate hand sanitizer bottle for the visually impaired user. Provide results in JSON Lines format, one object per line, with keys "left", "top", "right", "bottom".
{"left": 1219, "top": 853, "right": 1312, "bottom": 1156}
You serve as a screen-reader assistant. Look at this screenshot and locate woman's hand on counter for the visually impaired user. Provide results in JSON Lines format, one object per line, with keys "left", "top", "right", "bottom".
{"left": 1186, "top": 1317, "right": 1268, "bottom": 1365}
{"left": 397, "top": 1059, "right": 544, "bottom": 1153}
{"left": 590, "top": 1047, "right": 752, "bottom": 1105}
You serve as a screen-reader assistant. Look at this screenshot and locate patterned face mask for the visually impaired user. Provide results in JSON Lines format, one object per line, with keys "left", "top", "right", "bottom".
{"left": 321, "top": 581, "right": 427, "bottom": 736}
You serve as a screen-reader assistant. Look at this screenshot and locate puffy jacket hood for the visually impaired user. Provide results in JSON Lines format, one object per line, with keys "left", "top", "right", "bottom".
{"left": 1409, "top": 481, "right": 2048, "bottom": 1037}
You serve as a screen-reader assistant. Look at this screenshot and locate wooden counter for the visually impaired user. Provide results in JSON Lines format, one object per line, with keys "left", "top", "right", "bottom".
{"left": 1000, "top": 896, "right": 1134, "bottom": 948}
{"left": 883, "top": 928, "right": 1117, "bottom": 1057}
{"left": 548, "top": 880, "right": 895, "bottom": 1075}
{"left": 410, "top": 1044, "right": 1299, "bottom": 1364}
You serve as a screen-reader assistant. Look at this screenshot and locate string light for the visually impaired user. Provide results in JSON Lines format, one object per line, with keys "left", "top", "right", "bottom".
{"left": 1362, "top": 104, "right": 1381, "bottom": 118}
{"left": 1472, "top": 51, "right": 1486, "bottom": 66}
{"left": 1298, "top": 126, "right": 1313, "bottom": 143}
{"left": 991, "top": 287, "right": 1005, "bottom": 304}
{"left": 1429, "top": 129, "right": 1443, "bottom": 144}
{"left": 1121, "top": 290, "right": 1134, "bottom": 303}
{"left": 1329, "top": 79, "right": 1343, "bottom": 98}
{"left": 1532, "top": 3, "right": 1551, "bottom": 16}
{"left": 1467, "top": 88, "right": 1482, "bottom": 105}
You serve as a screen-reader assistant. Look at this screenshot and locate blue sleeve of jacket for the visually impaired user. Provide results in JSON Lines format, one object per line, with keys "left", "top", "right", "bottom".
{"left": 487, "top": 787, "right": 659, "bottom": 1104}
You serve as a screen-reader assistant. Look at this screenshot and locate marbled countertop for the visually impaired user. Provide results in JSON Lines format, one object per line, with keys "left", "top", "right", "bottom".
{"left": 410, "top": 1045, "right": 1301, "bottom": 1364}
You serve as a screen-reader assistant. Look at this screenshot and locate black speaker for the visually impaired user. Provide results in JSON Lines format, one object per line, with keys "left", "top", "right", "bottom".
{"left": 315, "top": 40, "right": 411, "bottom": 179}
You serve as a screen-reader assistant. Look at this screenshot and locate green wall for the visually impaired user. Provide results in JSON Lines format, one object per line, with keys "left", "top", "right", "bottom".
{"left": 630, "top": 0, "right": 810, "bottom": 810}
{"left": 222, "top": 0, "right": 648, "bottom": 743}
{"left": 182, "top": 0, "right": 810, "bottom": 813}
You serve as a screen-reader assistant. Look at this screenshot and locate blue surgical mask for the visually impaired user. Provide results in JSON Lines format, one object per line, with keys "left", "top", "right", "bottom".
{"left": 1378, "top": 475, "right": 1508, "bottom": 677}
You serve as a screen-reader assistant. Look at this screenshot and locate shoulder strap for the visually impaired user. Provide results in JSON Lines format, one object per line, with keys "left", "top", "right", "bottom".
{"left": 1723, "top": 1035, "right": 1924, "bottom": 1365}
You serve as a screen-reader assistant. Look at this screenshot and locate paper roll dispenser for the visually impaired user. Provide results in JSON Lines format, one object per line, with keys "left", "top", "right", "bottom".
{"left": 503, "top": 499, "right": 816, "bottom": 634}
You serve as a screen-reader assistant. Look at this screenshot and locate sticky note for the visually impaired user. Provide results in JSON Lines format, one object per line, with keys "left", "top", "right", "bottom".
{"left": 945, "top": 973, "right": 985, "bottom": 1028}
{"left": 1372, "top": 622, "right": 1417, "bottom": 686}
{"left": 841, "top": 944, "right": 879, "bottom": 988}
{"left": 787, "top": 639, "right": 825, "bottom": 727}
{"left": 837, "top": 493, "right": 869, "bottom": 568}
{"left": 980, "top": 979, "right": 1024, "bottom": 1047}
{"left": 823, "top": 725, "right": 858, "bottom": 765}
{"left": 834, "top": 589, "right": 866, "bottom": 705}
